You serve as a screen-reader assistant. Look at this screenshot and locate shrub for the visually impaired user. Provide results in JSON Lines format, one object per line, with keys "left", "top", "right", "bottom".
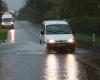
{"left": 68, "top": 16, "right": 100, "bottom": 35}
{"left": 0, "top": 29, "right": 8, "bottom": 42}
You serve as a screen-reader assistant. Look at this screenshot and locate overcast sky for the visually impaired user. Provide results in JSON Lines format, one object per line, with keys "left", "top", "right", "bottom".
{"left": 4, "top": 0, "right": 26, "bottom": 11}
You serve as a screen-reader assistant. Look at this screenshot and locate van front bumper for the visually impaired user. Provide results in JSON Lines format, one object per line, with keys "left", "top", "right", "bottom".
{"left": 2, "top": 25, "right": 14, "bottom": 29}
{"left": 47, "top": 42, "right": 75, "bottom": 50}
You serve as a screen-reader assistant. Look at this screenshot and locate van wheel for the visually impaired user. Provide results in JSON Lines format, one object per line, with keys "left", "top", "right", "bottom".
{"left": 67, "top": 48, "right": 75, "bottom": 53}
{"left": 69, "top": 48, "right": 75, "bottom": 53}
{"left": 10, "top": 26, "right": 14, "bottom": 29}
{"left": 71, "top": 48, "right": 75, "bottom": 51}
{"left": 12, "top": 27, "right": 14, "bottom": 29}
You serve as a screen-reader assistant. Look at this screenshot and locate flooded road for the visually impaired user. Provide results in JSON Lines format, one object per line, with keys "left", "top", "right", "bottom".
{"left": 0, "top": 21, "right": 100, "bottom": 80}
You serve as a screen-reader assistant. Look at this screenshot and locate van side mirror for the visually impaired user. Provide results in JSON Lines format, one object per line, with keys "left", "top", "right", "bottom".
{"left": 41, "top": 31, "right": 44, "bottom": 35}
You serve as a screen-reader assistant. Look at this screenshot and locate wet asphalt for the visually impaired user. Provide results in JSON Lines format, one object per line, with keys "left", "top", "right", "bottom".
{"left": 0, "top": 21, "right": 100, "bottom": 80}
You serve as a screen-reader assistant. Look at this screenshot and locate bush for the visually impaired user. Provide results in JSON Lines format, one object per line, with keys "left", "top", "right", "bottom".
{"left": 0, "top": 29, "right": 8, "bottom": 42}
{"left": 68, "top": 16, "right": 100, "bottom": 35}
{"left": 75, "top": 33, "right": 100, "bottom": 47}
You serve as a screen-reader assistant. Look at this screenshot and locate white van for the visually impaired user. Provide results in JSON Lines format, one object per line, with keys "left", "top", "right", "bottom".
{"left": 1, "top": 13, "right": 14, "bottom": 29}
{"left": 40, "top": 20, "right": 76, "bottom": 51}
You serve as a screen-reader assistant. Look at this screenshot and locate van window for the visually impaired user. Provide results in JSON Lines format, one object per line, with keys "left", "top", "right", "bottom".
{"left": 2, "top": 18, "right": 13, "bottom": 22}
{"left": 46, "top": 24, "right": 72, "bottom": 34}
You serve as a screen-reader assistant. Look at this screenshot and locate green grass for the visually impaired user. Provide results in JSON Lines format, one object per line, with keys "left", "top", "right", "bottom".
{"left": 0, "top": 29, "right": 8, "bottom": 42}
{"left": 75, "top": 33, "right": 100, "bottom": 47}
{"left": 95, "top": 36, "right": 100, "bottom": 46}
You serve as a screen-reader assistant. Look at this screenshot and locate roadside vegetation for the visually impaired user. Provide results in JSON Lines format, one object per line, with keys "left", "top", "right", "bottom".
{"left": 75, "top": 33, "right": 100, "bottom": 47}
{"left": 0, "top": 0, "right": 8, "bottom": 42}
{"left": 68, "top": 16, "right": 100, "bottom": 35}
{"left": 0, "top": 0, "right": 7, "bottom": 19}
{"left": 17, "top": 0, "right": 100, "bottom": 47}
{"left": 0, "top": 29, "right": 8, "bottom": 42}
{"left": 17, "top": 0, "right": 100, "bottom": 34}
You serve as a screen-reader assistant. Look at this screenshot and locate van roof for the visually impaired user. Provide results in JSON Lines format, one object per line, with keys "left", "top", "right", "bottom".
{"left": 43, "top": 20, "right": 68, "bottom": 25}
{"left": 2, "top": 14, "right": 12, "bottom": 18}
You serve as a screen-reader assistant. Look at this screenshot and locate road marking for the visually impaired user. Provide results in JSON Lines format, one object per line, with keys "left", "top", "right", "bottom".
{"left": 77, "top": 55, "right": 100, "bottom": 72}
{"left": 15, "top": 51, "right": 46, "bottom": 54}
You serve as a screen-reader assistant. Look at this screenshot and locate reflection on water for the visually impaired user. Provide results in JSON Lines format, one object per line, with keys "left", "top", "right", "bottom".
{"left": 44, "top": 54, "right": 59, "bottom": 80}
{"left": 65, "top": 54, "right": 79, "bottom": 80}
{"left": 9, "top": 29, "right": 15, "bottom": 43}
{"left": 44, "top": 53, "right": 79, "bottom": 80}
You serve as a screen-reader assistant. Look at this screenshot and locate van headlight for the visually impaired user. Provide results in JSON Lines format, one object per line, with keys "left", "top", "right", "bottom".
{"left": 1, "top": 22, "right": 5, "bottom": 25}
{"left": 67, "top": 39, "right": 75, "bottom": 43}
{"left": 11, "top": 22, "right": 14, "bottom": 25}
{"left": 48, "top": 39, "right": 55, "bottom": 43}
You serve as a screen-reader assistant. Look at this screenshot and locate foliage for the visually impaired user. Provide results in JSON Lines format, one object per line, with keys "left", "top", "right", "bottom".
{"left": 0, "top": 0, "right": 7, "bottom": 23}
{"left": 18, "top": 0, "right": 100, "bottom": 20}
{"left": 0, "top": 29, "right": 8, "bottom": 42}
{"left": 68, "top": 16, "right": 100, "bottom": 35}
{"left": 75, "top": 33, "right": 100, "bottom": 47}
{"left": 17, "top": 0, "right": 100, "bottom": 34}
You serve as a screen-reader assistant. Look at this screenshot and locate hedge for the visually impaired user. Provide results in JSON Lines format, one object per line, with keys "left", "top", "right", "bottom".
{"left": 68, "top": 16, "right": 100, "bottom": 35}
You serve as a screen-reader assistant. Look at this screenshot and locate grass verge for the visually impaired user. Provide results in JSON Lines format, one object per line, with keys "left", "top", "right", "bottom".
{"left": 75, "top": 33, "right": 100, "bottom": 47}
{"left": 0, "top": 29, "right": 8, "bottom": 42}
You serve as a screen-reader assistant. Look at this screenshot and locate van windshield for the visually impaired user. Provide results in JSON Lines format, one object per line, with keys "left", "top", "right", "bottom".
{"left": 46, "top": 24, "right": 72, "bottom": 34}
{"left": 2, "top": 18, "right": 13, "bottom": 22}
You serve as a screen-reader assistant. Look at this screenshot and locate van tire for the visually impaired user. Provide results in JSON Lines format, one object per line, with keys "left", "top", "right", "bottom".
{"left": 69, "top": 48, "right": 75, "bottom": 53}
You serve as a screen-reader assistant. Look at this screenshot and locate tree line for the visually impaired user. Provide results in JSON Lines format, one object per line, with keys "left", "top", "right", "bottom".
{"left": 0, "top": 0, "right": 7, "bottom": 23}
{"left": 18, "top": 0, "right": 100, "bottom": 21}
{"left": 18, "top": 0, "right": 100, "bottom": 34}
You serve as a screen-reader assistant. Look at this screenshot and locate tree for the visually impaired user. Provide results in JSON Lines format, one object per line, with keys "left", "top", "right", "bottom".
{"left": 0, "top": 0, "right": 7, "bottom": 24}
{"left": 18, "top": 0, "right": 100, "bottom": 22}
